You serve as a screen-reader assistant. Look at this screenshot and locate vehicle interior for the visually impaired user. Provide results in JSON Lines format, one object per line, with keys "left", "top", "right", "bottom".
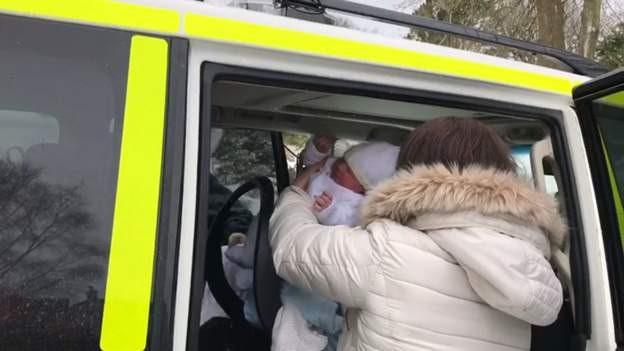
{"left": 192, "top": 78, "right": 584, "bottom": 351}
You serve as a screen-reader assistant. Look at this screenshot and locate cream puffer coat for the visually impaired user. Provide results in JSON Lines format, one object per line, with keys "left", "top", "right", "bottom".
{"left": 269, "top": 164, "right": 566, "bottom": 351}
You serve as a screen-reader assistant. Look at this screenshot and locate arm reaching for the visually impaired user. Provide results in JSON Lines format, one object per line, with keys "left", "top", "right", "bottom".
{"left": 270, "top": 186, "right": 372, "bottom": 307}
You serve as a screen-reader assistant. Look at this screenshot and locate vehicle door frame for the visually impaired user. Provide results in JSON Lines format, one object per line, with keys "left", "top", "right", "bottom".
{"left": 179, "top": 60, "right": 592, "bottom": 351}
{"left": 573, "top": 70, "right": 624, "bottom": 350}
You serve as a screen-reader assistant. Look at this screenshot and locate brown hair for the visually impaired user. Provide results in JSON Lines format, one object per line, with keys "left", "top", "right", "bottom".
{"left": 398, "top": 117, "right": 516, "bottom": 172}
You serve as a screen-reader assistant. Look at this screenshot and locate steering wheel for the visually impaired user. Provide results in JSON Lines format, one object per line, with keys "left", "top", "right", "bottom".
{"left": 205, "top": 176, "right": 281, "bottom": 332}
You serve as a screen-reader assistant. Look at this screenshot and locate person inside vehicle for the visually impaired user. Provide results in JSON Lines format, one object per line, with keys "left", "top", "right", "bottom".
{"left": 297, "top": 134, "right": 337, "bottom": 173}
{"left": 307, "top": 141, "right": 399, "bottom": 226}
{"left": 199, "top": 129, "right": 255, "bottom": 346}
{"left": 199, "top": 233, "right": 253, "bottom": 324}
{"left": 272, "top": 141, "right": 399, "bottom": 351}
{"left": 269, "top": 117, "right": 565, "bottom": 351}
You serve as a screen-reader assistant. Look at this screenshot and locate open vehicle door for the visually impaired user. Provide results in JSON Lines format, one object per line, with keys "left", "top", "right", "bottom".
{"left": 573, "top": 69, "right": 624, "bottom": 350}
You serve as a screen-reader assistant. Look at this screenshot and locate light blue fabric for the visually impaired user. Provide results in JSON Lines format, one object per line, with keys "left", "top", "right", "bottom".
{"left": 243, "top": 283, "right": 342, "bottom": 351}
{"left": 243, "top": 293, "right": 261, "bottom": 328}
{"left": 281, "top": 283, "right": 343, "bottom": 337}
{"left": 242, "top": 284, "right": 342, "bottom": 351}
{"left": 324, "top": 331, "right": 340, "bottom": 351}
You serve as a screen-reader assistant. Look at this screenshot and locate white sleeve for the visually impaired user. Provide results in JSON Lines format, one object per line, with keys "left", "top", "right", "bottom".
{"left": 316, "top": 200, "right": 360, "bottom": 227}
{"left": 429, "top": 228, "right": 563, "bottom": 326}
{"left": 301, "top": 138, "right": 331, "bottom": 166}
{"left": 269, "top": 186, "right": 372, "bottom": 307}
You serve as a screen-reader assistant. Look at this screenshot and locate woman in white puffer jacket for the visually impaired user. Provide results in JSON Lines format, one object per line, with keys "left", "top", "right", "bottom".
{"left": 269, "top": 117, "right": 565, "bottom": 351}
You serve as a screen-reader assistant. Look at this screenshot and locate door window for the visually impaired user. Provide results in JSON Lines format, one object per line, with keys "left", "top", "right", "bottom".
{"left": 200, "top": 127, "right": 277, "bottom": 327}
{"left": 592, "top": 91, "right": 624, "bottom": 248}
{"left": 0, "top": 15, "right": 131, "bottom": 349}
{"left": 574, "top": 73, "right": 624, "bottom": 348}
{"left": 587, "top": 90, "right": 624, "bottom": 346}
{"left": 209, "top": 127, "right": 277, "bottom": 221}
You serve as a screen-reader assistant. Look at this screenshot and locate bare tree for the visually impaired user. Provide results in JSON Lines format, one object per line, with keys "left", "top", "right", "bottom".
{"left": 535, "top": 0, "right": 566, "bottom": 49}
{"left": 406, "top": 0, "right": 541, "bottom": 63}
{"left": 400, "top": 0, "right": 621, "bottom": 69}
{"left": 0, "top": 159, "right": 102, "bottom": 296}
{"left": 579, "top": 0, "right": 603, "bottom": 57}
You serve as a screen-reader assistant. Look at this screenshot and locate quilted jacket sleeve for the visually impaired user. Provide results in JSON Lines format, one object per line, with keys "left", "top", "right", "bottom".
{"left": 429, "top": 227, "right": 563, "bottom": 326}
{"left": 269, "top": 186, "right": 373, "bottom": 308}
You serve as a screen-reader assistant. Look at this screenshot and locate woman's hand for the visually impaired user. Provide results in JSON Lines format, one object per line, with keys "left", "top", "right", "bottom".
{"left": 313, "top": 191, "right": 333, "bottom": 212}
{"left": 293, "top": 158, "right": 327, "bottom": 190}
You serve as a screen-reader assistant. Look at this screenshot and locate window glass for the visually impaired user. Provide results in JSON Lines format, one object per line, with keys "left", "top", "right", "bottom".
{"left": 596, "top": 92, "right": 624, "bottom": 185}
{"left": 203, "top": 75, "right": 562, "bottom": 349}
{"left": 0, "top": 15, "right": 130, "bottom": 349}
{"left": 0, "top": 111, "right": 60, "bottom": 162}
{"left": 201, "top": 127, "right": 277, "bottom": 331}
{"left": 283, "top": 132, "right": 310, "bottom": 181}
{"left": 511, "top": 146, "right": 559, "bottom": 195}
{"left": 593, "top": 90, "right": 624, "bottom": 248}
{"left": 209, "top": 127, "right": 276, "bottom": 227}
{"left": 512, "top": 146, "right": 533, "bottom": 178}
{"left": 545, "top": 175, "right": 559, "bottom": 194}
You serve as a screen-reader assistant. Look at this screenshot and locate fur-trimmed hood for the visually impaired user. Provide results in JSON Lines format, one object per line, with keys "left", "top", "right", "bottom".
{"left": 361, "top": 164, "right": 566, "bottom": 250}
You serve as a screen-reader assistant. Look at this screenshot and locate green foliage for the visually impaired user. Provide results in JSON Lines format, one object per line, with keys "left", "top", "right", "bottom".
{"left": 596, "top": 23, "right": 624, "bottom": 69}
{"left": 212, "top": 128, "right": 275, "bottom": 186}
{"left": 283, "top": 132, "right": 309, "bottom": 149}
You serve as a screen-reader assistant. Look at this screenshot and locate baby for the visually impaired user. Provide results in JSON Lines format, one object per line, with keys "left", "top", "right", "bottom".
{"left": 273, "top": 141, "right": 399, "bottom": 351}
{"left": 308, "top": 142, "right": 399, "bottom": 226}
